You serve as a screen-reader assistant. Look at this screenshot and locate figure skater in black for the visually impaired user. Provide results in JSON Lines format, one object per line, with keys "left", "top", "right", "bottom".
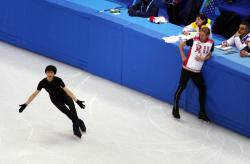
{"left": 19, "top": 65, "right": 86, "bottom": 138}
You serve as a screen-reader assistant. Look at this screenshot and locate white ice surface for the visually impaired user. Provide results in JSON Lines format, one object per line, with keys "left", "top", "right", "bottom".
{"left": 0, "top": 41, "right": 250, "bottom": 164}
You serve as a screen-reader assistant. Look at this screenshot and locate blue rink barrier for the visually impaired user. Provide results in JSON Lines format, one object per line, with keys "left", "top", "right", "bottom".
{"left": 1, "top": 0, "right": 250, "bottom": 137}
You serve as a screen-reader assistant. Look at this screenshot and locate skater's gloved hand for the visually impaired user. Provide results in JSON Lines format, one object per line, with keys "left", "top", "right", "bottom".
{"left": 19, "top": 104, "right": 27, "bottom": 113}
{"left": 76, "top": 100, "right": 85, "bottom": 109}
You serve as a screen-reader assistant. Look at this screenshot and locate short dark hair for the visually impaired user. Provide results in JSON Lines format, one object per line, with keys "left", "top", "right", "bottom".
{"left": 45, "top": 65, "right": 57, "bottom": 74}
{"left": 200, "top": 27, "right": 210, "bottom": 36}
{"left": 241, "top": 21, "right": 250, "bottom": 31}
{"left": 197, "top": 13, "right": 208, "bottom": 25}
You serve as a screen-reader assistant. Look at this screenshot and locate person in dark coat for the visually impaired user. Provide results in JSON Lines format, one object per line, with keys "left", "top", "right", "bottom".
{"left": 128, "top": 0, "right": 159, "bottom": 18}
{"left": 162, "top": 0, "right": 182, "bottom": 25}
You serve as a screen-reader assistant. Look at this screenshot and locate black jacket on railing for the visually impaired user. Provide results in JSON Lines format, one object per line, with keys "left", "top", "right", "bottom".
{"left": 178, "top": 0, "right": 203, "bottom": 25}
{"left": 128, "top": 0, "right": 159, "bottom": 18}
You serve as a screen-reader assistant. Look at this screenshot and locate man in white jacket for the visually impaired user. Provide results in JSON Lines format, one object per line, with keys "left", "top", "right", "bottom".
{"left": 222, "top": 21, "right": 250, "bottom": 50}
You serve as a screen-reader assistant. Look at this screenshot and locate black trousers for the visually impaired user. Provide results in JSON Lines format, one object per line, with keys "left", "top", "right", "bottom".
{"left": 51, "top": 95, "right": 80, "bottom": 129}
{"left": 174, "top": 68, "right": 206, "bottom": 113}
{"left": 166, "top": 3, "right": 181, "bottom": 25}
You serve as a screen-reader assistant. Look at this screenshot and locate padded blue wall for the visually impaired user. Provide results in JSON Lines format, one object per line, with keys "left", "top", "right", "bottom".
{"left": 1, "top": 0, "right": 250, "bottom": 137}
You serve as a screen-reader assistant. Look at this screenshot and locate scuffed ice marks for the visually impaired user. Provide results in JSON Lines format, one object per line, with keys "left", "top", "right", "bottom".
{"left": 0, "top": 41, "right": 250, "bottom": 164}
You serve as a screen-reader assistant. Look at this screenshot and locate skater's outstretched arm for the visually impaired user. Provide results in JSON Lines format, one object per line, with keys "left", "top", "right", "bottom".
{"left": 63, "top": 87, "right": 85, "bottom": 109}
{"left": 25, "top": 90, "right": 40, "bottom": 105}
{"left": 63, "top": 87, "right": 77, "bottom": 101}
{"left": 19, "top": 90, "right": 40, "bottom": 113}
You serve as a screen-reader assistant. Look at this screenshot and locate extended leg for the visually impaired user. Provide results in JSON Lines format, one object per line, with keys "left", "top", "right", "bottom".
{"left": 64, "top": 95, "right": 86, "bottom": 132}
{"left": 52, "top": 99, "right": 82, "bottom": 138}
{"left": 191, "top": 73, "right": 209, "bottom": 121}
{"left": 173, "top": 68, "right": 190, "bottom": 119}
